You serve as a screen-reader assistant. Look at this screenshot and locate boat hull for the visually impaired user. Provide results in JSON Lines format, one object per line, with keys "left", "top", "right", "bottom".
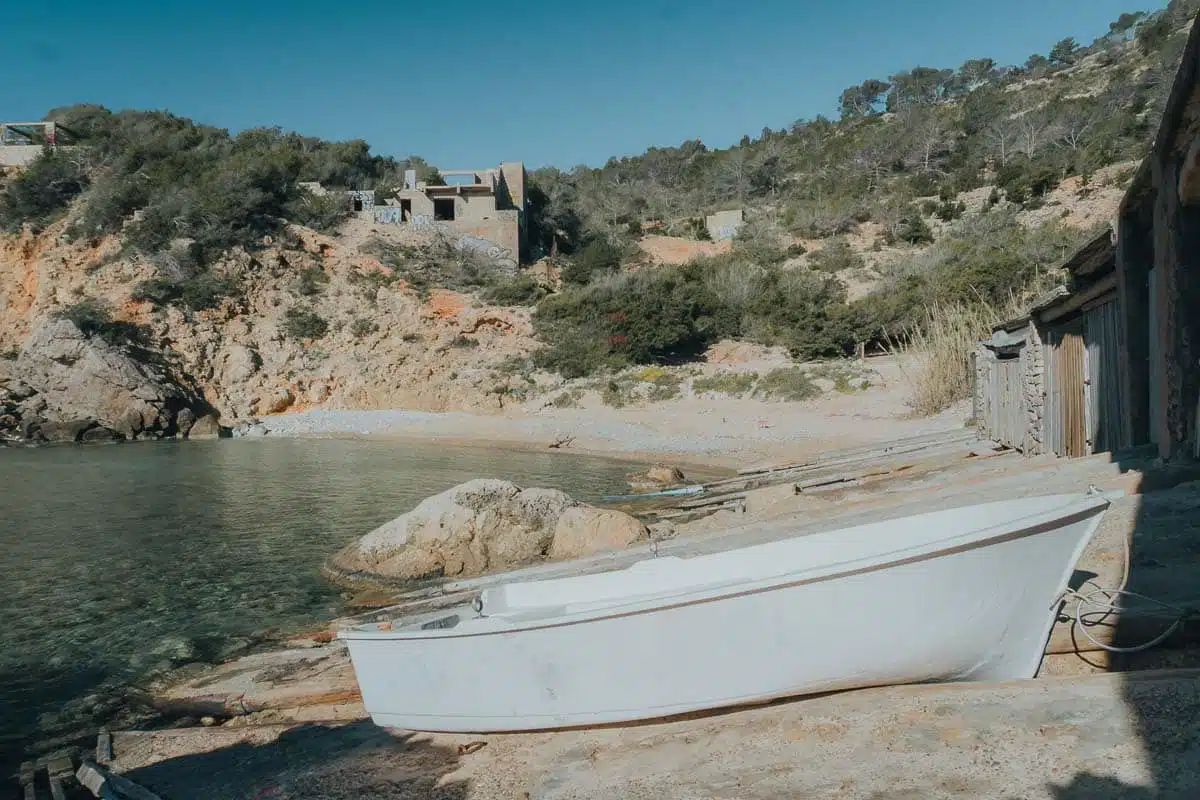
{"left": 341, "top": 494, "right": 1110, "bottom": 732}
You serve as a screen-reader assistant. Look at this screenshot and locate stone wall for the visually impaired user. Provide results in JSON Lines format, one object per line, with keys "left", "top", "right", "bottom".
{"left": 1021, "top": 323, "right": 1046, "bottom": 455}
{"left": 974, "top": 322, "right": 1045, "bottom": 455}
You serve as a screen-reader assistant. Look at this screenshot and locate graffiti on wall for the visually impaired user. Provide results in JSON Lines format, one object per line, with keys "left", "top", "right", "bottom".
{"left": 374, "top": 207, "right": 403, "bottom": 224}
{"left": 347, "top": 190, "right": 375, "bottom": 211}
{"left": 456, "top": 235, "right": 517, "bottom": 272}
{"left": 410, "top": 214, "right": 444, "bottom": 233}
{"left": 398, "top": 215, "right": 517, "bottom": 271}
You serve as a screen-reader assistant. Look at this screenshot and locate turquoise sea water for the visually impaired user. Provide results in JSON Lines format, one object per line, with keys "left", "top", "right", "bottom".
{"left": 0, "top": 437, "right": 643, "bottom": 771}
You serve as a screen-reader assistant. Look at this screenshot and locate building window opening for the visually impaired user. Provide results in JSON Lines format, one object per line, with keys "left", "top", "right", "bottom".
{"left": 434, "top": 198, "right": 456, "bottom": 221}
{"left": 400, "top": 199, "right": 412, "bottom": 221}
{"left": 353, "top": 197, "right": 364, "bottom": 212}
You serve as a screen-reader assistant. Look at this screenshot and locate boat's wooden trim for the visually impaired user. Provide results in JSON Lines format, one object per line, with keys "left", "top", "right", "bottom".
{"left": 341, "top": 500, "right": 1108, "bottom": 642}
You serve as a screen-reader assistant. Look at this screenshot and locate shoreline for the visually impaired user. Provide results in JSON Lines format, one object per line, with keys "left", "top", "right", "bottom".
{"left": 252, "top": 397, "right": 972, "bottom": 473}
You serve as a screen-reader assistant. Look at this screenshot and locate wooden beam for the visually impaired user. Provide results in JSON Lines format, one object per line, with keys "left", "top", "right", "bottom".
{"left": 1036, "top": 273, "right": 1118, "bottom": 324}
{"left": 76, "top": 759, "right": 164, "bottom": 800}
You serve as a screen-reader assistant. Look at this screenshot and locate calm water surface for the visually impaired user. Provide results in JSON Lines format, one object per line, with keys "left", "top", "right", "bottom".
{"left": 0, "top": 437, "right": 644, "bottom": 765}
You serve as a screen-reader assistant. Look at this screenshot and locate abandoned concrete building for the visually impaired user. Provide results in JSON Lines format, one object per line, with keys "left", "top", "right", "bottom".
{"left": 381, "top": 162, "right": 527, "bottom": 262}
{"left": 0, "top": 121, "right": 68, "bottom": 168}
{"left": 705, "top": 209, "right": 744, "bottom": 241}
{"left": 976, "top": 11, "right": 1200, "bottom": 462}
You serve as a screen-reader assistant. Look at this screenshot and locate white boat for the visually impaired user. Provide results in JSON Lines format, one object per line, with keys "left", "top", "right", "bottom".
{"left": 340, "top": 491, "right": 1114, "bottom": 732}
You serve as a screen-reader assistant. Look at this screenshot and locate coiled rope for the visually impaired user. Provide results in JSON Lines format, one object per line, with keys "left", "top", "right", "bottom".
{"left": 1054, "top": 486, "right": 1199, "bottom": 654}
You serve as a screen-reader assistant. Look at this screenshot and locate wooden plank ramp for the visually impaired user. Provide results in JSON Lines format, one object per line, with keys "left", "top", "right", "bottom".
{"left": 734, "top": 429, "right": 979, "bottom": 476}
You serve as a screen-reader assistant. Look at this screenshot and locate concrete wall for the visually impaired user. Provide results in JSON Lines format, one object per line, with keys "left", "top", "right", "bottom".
{"left": 498, "top": 162, "right": 526, "bottom": 210}
{"left": 399, "top": 190, "right": 436, "bottom": 219}
{"left": 0, "top": 145, "right": 46, "bottom": 168}
{"left": 455, "top": 193, "right": 498, "bottom": 222}
{"left": 705, "top": 209, "right": 744, "bottom": 241}
{"left": 454, "top": 210, "right": 519, "bottom": 267}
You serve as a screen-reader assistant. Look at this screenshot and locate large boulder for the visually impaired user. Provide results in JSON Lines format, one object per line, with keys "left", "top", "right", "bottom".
{"left": 1, "top": 318, "right": 214, "bottom": 441}
{"left": 324, "top": 479, "right": 649, "bottom": 586}
{"left": 548, "top": 506, "right": 649, "bottom": 561}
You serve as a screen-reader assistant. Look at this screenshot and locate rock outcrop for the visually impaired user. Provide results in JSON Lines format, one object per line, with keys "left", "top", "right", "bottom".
{"left": 625, "top": 464, "right": 688, "bottom": 491}
{"left": 324, "top": 479, "right": 649, "bottom": 585}
{"left": 2, "top": 221, "right": 546, "bottom": 428}
{"left": 0, "top": 318, "right": 219, "bottom": 443}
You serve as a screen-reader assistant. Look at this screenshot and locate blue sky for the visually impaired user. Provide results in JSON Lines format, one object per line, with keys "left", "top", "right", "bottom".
{"left": 1, "top": 1, "right": 1159, "bottom": 169}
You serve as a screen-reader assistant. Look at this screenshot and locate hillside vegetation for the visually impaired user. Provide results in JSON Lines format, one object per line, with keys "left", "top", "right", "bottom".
{"left": 1, "top": 1, "right": 1196, "bottom": 417}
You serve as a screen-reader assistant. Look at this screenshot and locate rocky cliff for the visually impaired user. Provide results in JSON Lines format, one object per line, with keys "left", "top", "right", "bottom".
{"left": 0, "top": 317, "right": 213, "bottom": 442}
{"left": 0, "top": 217, "right": 542, "bottom": 441}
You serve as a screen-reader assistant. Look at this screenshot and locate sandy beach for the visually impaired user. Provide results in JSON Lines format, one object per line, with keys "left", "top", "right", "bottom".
{"left": 256, "top": 355, "right": 970, "bottom": 470}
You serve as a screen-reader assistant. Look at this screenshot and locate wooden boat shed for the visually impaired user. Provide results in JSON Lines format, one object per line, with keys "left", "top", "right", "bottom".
{"left": 978, "top": 8, "right": 1200, "bottom": 463}
{"left": 1114, "top": 10, "right": 1200, "bottom": 462}
{"left": 974, "top": 227, "right": 1128, "bottom": 457}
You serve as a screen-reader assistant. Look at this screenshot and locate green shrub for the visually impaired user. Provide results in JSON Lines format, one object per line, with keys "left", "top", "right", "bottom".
{"left": 52, "top": 299, "right": 143, "bottom": 345}
{"left": 692, "top": 371, "right": 758, "bottom": 397}
{"left": 550, "top": 390, "right": 583, "bottom": 408}
{"left": 131, "top": 273, "right": 237, "bottom": 311}
{"left": 350, "top": 317, "right": 378, "bottom": 337}
{"left": 559, "top": 239, "right": 622, "bottom": 285}
{"left": 808, "top": 362, "right": 869, "bottom": 393}
{"left": 360, "top": 238, "right": 491, "bottom": 296}
{"left": 600, "top": 380, "right": 628, "bottom": 408}
{"left": 285, "top": 190, "right": 350, "bottom": 233}
{"left": 807, "top": 239, "right": 864, "bottom": 273}
{"left": 683, "top": 217, "right": 710, "bottom": 241}
{"left": 888, "top": 209, "right": 935, "bottom": 245}
{"left": 754, "top": 368, "right": 821, "bottom": 402}
{"left": 180, "top": 274, "right": 237, "bottom": 310}
{"left": 908, "top": 172, "right": 940, "bottom": 197}
{"left": 633, "top": 366, "right": 684, "bottom": 402}
{"left": 450, "top": 334, "right": 478, "bottom": 348}
{"left": 485, "top": 275, "right": 546, "bottom": 306}
{"left": 533, "top": 265, "right": 726, "bottom": 377}
{"left": 934, "top": 199, "right": 967, "bottom": 222}
{"left": 7, "top": 106, "right": 412, "bottom": 258}
{"left": 295, "top": 266, "right": 329, "bottom": 296}
{"left": 850, "top": 210, "right": 1092, "bottom": 350}
{"left": 0, "top": 150, "right": 89, "bottom": 232}
{"left": 996, "top": 158, "right": 1060, "bottom": 206}
{"left": 783, "top": 197, "right": 865, "bottom": 239}
{"left": 281, "top": 307, "right": 329, "bottom": 339}
{"left": 130, "top": 278, "right": 180, "bottom": 306}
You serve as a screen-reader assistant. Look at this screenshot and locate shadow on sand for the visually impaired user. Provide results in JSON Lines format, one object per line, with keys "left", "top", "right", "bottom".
{"left": 1046, "top": 453, "right": 1200, "bottom": 799}
{"left": 123, "top": 722, "right": 468, "bottom": 800}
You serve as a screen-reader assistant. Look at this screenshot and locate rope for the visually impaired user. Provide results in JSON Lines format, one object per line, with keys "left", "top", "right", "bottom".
{"left": 1054, "top": 486, "right": 1198, "bottom": 654}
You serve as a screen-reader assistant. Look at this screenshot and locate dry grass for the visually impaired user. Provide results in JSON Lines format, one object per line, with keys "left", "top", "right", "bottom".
{"left": 888, "top": 298, "right": 1021, "bottom": 416}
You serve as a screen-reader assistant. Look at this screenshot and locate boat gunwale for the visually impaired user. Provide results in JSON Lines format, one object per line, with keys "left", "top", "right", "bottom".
{"left": 338, "top": 494, "right": 1110, "bottom": 642}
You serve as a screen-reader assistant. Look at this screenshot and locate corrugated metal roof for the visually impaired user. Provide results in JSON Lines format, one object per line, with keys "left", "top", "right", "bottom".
{"left": 1062, "top": 226, "right": 1115, "bottom": 277}
{"left": 1028, "top": 285, "right": 1072, "bottom": 314}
